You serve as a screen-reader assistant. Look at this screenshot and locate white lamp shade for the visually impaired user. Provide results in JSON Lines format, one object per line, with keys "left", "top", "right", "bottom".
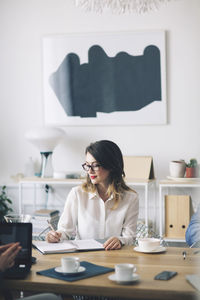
{"left": 25, "top": 127, "right": 65, "bottom": 152}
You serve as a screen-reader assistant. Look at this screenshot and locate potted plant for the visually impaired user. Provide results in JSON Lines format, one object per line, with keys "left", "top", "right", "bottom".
{"left": 0, "top": 185, "right": 13, "bottom": 221}
{"left": 185, "top": 159, "right": 198, "bottom": 178}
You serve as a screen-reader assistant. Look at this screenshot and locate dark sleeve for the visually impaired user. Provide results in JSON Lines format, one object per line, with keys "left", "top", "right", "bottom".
{"left": 0, "top": 271, "right": 4, "bottom": 282}
{"left": 0, "top": 271, "right": 4, "bottom": 292}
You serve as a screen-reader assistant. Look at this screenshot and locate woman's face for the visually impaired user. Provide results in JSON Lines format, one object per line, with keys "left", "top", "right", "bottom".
{"left": 85, "top": 152, "right": 110, "bottom": 186}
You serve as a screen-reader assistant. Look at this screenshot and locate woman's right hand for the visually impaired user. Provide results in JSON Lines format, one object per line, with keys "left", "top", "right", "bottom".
{"left": 46, "top": 231, "right": 62, "bottom": 243}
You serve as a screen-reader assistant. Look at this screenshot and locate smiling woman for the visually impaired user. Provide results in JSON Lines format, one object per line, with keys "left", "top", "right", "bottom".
{"left": 46, "top": 140, "right": 139, "bottom": 250}
{"left": 82, "top": 140, "right": 129, "bottom": 203}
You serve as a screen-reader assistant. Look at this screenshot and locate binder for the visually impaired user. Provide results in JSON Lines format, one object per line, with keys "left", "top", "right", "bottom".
{"left": 165, "top": 195, "right": 193, "bottom": 238}
{"left": 123, "top": 156, "right": 155, "bottom": 180}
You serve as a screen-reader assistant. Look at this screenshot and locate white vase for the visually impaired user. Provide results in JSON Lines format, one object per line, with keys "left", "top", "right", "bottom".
{"left": 169, "top": 160, "right": 186, "bottom": 178}
{"left": 40, "top": 152, "right": 54, "bottom": 178}
{"left": 24, "top": 157, "right": 35, "bottom": 177}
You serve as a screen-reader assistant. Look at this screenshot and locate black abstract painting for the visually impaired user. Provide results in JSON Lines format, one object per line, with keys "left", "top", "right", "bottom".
{"left": 49, "top": 44, "right": 161, "bottom": 118}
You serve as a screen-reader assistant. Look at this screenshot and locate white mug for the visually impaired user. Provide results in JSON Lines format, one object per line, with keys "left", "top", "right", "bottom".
{"left": 61, "top": 256, "right": 80, "bottom": 273}
{"left": 115, "top": 263, "right": 136, "bottom": 281}
{"left": 138, "top": 238, "right": 160, "bottom": 251}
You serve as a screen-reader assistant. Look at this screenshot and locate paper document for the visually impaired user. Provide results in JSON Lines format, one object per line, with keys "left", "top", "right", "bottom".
{"left": 33, "top": 239, "right": 104, "bottom": 254}
{"left": 186, "top": 274, "right": 200, "bottom": 291}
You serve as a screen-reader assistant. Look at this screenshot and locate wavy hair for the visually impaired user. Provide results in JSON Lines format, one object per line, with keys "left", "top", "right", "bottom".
{"left": 82, "top": 140, "right": 134, "bottom": 209}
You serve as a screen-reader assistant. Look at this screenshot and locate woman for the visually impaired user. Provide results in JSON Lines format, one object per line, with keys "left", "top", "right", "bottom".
{"left": 46, "top": 140, "right": 139, "bottom": 250}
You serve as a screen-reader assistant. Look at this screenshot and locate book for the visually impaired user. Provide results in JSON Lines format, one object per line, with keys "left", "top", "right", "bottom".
{"left": 186, "top": 274, "right": 200, "bottom": 291}
{"left": 34, "top": 209, "right": 60, "bottom": 217}
{"left": 33, "top": 239, "right": 104, "bottom": 254}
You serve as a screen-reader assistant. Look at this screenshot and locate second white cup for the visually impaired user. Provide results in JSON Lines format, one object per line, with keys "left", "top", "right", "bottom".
{"left": 115, "top": 263, "right": 136, "bottom": 281}
{"left": 138, "top": 238, "right": 160, "bottom": 251}
{"left": 61, "top": 256, "right": 80, "bottom": 273}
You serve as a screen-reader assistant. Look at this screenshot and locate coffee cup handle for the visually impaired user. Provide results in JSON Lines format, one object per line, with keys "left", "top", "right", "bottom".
{"left": 76, "top": 261, "right": 80, "bottom": 270}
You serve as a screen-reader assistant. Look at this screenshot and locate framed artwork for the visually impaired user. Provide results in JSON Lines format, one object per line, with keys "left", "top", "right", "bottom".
{"left": 43, "top": 31, "right": 166, "bottom": 126}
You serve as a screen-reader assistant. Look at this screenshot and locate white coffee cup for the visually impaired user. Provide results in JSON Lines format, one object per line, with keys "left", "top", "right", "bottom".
{"left": 138, "top": 238, "right": 160, "bottom": 251}
{"left": 61, "top": 256, "right": 80, "bottom": 273}
{"left": 115, "top": 263, "right": 136, "bottom": 281}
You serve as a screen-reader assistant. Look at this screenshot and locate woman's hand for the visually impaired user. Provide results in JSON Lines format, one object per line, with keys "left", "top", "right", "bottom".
{"left": 46, "top": 231, "right": 62, "bottom": 243}
{"left": 0, "top": 242, "right": 21, "bottom": 272}
{"left": 103, "top": 237, "right": 122, "bottom": 250}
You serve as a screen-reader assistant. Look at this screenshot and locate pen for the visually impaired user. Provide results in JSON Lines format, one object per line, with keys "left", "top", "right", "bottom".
{"left": 182, "top": 251, "right": 186, "bottom": 260}
{"left": 47, "top": 220, "right": 55, "bottom": 231}
{"left": 47, "top": 220, "right": 61, "bottom": 242}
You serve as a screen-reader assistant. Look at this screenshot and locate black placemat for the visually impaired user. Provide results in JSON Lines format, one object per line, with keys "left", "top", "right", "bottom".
{"left": 37, "top": 261, "right": 114, "bottom": 282}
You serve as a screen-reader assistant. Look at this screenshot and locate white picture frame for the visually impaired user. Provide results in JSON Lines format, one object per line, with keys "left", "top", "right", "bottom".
{"left": 43, "top": 31, "right": 166, "bottom": 126}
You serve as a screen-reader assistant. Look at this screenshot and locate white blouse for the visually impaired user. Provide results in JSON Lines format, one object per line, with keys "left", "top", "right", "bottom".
{"left": 57, "top": 185, "right": 139, "bottom": 245}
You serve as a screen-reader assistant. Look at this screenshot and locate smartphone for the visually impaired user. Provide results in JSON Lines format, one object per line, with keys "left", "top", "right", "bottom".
{"left": 154, "top": 271, "right": 178, "bottom": 280}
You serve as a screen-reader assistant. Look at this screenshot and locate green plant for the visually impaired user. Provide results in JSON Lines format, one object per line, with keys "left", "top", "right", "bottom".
{"left": 0, "top": 185, "right": 13, "bottom": 221}
{"left": 186, "top": 158, "right": 198, "bottom": 168}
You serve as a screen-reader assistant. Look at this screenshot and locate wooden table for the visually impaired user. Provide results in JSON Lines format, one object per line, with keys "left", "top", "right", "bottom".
{"left": 3, "top": 246, "right": 200, "bottom": 300}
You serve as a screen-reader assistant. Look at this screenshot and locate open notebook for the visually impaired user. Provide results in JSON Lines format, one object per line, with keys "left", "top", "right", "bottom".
{"left": 186, "top": 274, "right": 200, "bottom": 291}
{"left": 33, "top": 239, "right": 104, "bottom": 254}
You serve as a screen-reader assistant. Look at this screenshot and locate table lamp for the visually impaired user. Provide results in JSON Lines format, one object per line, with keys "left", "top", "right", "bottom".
{"left": 25, "top": 127, "right": 65, "bottom": 178}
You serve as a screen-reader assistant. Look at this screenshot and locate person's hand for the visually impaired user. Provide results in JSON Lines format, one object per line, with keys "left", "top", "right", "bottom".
{"left": 0, "top": 242, "right": 21, "bottom": 272}
{"left": 46, "top": 231, "right": 62, "bottom": 243}
{"left": 103, "top": 237, "right": 122, "bottom": 250}
{"left": 0, "top": 243, "right": 14, "bottom": 254}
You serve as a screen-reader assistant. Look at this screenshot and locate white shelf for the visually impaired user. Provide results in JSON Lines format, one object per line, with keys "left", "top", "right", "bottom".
{"left": 164, "top": 238, "right": 186, "bottom": 243}
{"left": 19, "top": 177, "right": 84, "bottom": 185}
{"left": 159, "top": 179, "right": 200, "bottom": 188}
{"left": 18, "top": 177, "right": 156, "bottom": 227}
{"left": 159, "top": 179, "right": 200, "bottom": 239}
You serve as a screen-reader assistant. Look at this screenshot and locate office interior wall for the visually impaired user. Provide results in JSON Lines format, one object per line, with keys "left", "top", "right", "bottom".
{"left": 0, "top": 0, "right": 200, "bottom": 221}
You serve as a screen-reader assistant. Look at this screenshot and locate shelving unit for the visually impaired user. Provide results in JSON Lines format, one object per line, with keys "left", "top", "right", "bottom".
{"left": 18, "top": 177, "right": 156, "bottom": 227}
{"left": 158, "top": 179, "right": 200, "bottom": 241}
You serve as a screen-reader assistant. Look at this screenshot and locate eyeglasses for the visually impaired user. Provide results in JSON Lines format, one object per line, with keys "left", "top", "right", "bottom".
{"left": 82, "top": 163, "right": 101, "bottom": 172}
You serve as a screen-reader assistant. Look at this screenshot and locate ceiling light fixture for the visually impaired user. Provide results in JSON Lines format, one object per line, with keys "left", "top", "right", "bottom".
{"left": 75, "top": 0, "right": 175, "bottom": 14}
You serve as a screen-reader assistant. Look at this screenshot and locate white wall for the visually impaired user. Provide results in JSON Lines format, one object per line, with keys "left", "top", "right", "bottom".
{"left": 0, "top": 0, "right": 200, "bottom": 182}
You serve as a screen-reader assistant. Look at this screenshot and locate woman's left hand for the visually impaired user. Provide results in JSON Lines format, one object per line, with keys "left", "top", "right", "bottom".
{"left": 103, "top": 237, "right": 122, "bottom": 250}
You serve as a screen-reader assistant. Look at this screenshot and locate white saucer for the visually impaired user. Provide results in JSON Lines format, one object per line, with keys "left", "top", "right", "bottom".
{"left": 108, "top": 273, "right": 139, "bottom": 285}
{"left": 54, "top": 266, "right": 86, "bottom": 275}
{"left": 167, "top": 176, "right": 200, "bottom": 182}
{"left": 134, "top": 246, "right": 166, "bottom": 253}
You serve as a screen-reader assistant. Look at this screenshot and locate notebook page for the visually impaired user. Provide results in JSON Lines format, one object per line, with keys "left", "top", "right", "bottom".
{"left": 73, "top": 239, "right": 104, "bottom": 250}
{"left": 33, "top": 239, "right": 104, "bottom": 254}
{"left": 33, "top": 240, "right": 77, "bottom": 253}
{"left": 186, "top": 274, "right": 200, "bottom": 291}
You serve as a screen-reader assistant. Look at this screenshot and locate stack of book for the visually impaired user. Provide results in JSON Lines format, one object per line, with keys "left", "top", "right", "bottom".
{"left": 32, "top": 209, "right": 60, "bottom": 241}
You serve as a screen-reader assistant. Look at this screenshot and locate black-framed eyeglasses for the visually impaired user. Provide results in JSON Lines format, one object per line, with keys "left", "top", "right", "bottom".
{"left": 82, "top": 163, "right": 101, "bottom": 172}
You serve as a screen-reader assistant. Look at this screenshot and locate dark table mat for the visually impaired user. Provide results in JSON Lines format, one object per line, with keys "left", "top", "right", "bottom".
{"left": 37, "top": 261, "right": 114, "bottom": 282}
